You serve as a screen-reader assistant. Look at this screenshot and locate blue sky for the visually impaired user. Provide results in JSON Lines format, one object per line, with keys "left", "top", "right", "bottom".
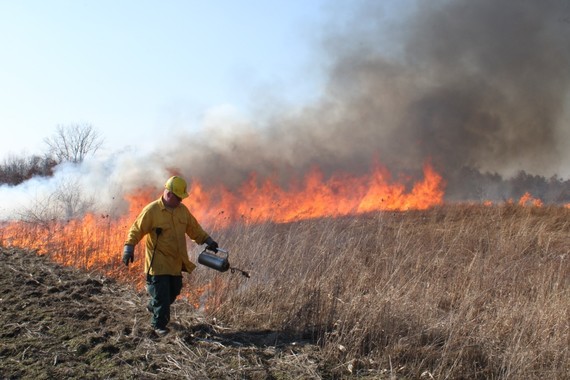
{"left": 0, "top": 1, "right": 335, "bottom": 158}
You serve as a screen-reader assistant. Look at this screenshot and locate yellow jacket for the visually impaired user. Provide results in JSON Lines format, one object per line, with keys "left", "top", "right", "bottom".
{"left": 125, "top": 197, "right": 209, "bottom": 276}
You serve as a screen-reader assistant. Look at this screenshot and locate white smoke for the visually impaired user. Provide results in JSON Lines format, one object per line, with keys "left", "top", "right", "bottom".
{"left": 0, "top": 148, "right": 172, "bottom": 221}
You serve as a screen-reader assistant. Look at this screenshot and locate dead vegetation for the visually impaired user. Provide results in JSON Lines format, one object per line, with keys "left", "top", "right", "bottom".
{"left": 1, "top": 204, "right": 569, "bottom": 379}
{"left": 0, "top": 247, "right": 326, "bottom": 379}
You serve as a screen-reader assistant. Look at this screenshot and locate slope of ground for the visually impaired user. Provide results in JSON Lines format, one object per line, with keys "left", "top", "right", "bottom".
{"left": 0, "top": 247, "right": 345, "bottom": 380}
{"left": 2, "top": 205, "right": 569, "bottom": 379}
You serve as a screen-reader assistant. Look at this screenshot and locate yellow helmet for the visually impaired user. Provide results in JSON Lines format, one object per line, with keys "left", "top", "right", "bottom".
{"left": 164, "top": 176, "right": 189, "bottom": 199}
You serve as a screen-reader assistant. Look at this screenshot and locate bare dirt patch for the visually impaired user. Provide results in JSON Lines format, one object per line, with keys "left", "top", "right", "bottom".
{"left": 0, "top": 247, "right": 331, "bottom": 380}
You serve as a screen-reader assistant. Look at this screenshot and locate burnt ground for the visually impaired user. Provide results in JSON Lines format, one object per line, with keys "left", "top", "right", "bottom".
{"left": 0, "top": 247, "right": 334, "bottom": 380}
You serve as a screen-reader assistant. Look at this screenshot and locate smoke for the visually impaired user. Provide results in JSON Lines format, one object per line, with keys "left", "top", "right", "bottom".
{"left": 404, "top": 0, "right": 570, "bottom": 174}
{"left": 167, "top": 0, "right": 570, "bottom": 199}
{"left": 2, "top": 0, "right": 570, "bottom": 220}
{"left": 0, "top": 149, "right": 174, "bottom": 221}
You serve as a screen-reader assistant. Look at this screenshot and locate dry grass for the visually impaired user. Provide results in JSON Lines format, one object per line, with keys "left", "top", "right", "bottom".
{"left": 2, "top": 203, "right": 569, "bottom": 378}
{"left": 195, "top": 204, "right": 570, "bottom": 379}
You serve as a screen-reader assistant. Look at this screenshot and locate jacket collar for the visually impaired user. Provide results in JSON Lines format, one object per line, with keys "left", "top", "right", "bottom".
{"left": 158, "top": 196, "right": 178, "bottom": 211}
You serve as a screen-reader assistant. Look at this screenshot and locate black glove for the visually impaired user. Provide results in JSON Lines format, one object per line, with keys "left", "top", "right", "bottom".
{"left": 205, "top": 236, "right": 218, "bottom": 252}
{"left": 122, "top": 245, "right": 134, "bottom": 266}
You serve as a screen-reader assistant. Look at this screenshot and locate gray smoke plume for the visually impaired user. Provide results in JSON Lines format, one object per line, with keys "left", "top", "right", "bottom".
{"left": 402, "top": 0, "right": 570, "bottom": 174}
{"left": 168, "top": 0, "right": 570, "bottom": 201}
{"left": 3, "top": 0, "right": 570, "bottom": 222}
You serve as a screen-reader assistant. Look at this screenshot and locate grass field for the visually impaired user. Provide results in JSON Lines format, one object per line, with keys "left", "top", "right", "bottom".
{"left": 2, "top": 203, "right": 569, "bottom": 378}
{"left": 200, "top": 204, "right": 570, "bottom": 378}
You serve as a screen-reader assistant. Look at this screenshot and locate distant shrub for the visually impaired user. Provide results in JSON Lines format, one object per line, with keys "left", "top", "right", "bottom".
{"left": 0, "top": 154, "right": 57, "bottom": 186}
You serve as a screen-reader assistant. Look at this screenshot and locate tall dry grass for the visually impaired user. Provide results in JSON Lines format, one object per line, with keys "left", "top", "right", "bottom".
{"left": 1, "top": 204, "right": 568, "bottom": 378}
{"left": 194, "top": 204, "right": 569, "bottom": 379}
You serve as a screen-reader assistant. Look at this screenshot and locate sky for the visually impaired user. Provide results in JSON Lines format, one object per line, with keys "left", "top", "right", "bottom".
{"left": 1, "top": 0, "right": 569, "bottom": 220}
{"left": 0, "top": 0, "right": 339, "bottom": 158}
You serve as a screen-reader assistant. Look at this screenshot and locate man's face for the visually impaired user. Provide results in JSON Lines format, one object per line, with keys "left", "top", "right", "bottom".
{"left": 163, "top": 189, "right": 182, "bottom": 208}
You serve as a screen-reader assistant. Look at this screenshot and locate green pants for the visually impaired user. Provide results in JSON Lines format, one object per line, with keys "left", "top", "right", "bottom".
{"left": 146, "top": 275, "right": 183, "bottom": 329}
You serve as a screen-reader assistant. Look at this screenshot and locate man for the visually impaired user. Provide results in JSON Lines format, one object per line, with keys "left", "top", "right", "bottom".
{"left": 122, "top": 175, "right": 218, "bottom": 335}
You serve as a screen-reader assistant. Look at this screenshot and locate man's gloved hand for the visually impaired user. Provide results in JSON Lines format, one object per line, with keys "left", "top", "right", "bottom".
{"left": 205, "top": 236, "right": 219, "bottom": 252}
{"left": 122, "top": 244, "right": 135, "bottom": 266}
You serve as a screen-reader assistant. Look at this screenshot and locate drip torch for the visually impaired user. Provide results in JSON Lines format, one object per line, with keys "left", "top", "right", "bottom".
{"left": 198, "top": 247, "right": 250, "bottom": 278}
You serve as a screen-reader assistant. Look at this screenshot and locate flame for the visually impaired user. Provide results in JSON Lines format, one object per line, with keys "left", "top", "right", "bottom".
{"left": 187, "top": 162, "right": 445, "bottom": 227}
{"left": 1, "top": 161, "right": 445, "bottom": 309}
{"left": 483, "top": 192, "right": 547, "bottom": 208}
{"left": 2, "top": 162, "right": 563, "bottom": 310}
{"left": 518, "top": 192, "right": 544, "bottom": 207}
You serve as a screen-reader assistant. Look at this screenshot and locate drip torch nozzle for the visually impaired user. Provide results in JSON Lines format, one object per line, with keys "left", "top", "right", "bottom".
{"left": 230, "top": 267, "right": 250, "bottom": 278}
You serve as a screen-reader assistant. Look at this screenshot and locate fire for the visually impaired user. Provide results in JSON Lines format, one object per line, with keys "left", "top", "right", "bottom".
{"left": 0, "top": 162, "right": 444, "bottom": 309}
{"left": 518, "top": 192, "right": 543, "bottom": 207}
{"left": 483, "top": 192, "right": 546, "bottom": 207}
{"left": 1, "top": 162, "right": 563, "bottom": 310}
{"left": 187, "top": 162, "right": 445, "bottom": 226}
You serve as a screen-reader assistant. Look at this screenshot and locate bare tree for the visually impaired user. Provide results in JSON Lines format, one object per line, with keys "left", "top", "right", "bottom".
{"left": 44, "top": 123, "right": 103, "bottom": 164}
{"left": 53, "top": 178, "right": 94, "bottom": 219}
{"left": 18, "top": 178, "right": 95, "bottom": 223}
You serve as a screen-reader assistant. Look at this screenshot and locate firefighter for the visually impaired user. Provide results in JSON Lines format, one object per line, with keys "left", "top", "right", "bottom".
{"left": 122, "top": 175, "right": 218, "bottom": 335}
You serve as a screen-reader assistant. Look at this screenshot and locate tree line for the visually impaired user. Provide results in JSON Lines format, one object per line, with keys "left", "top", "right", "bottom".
{"left": 0, "top": 123, "right": 103, "bottom": 186}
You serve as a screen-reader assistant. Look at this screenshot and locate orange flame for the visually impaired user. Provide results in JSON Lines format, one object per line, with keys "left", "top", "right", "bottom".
{"left": 187, "top": 162, "right": 445, "bottom": 227}
{"left": 483, "top": 192, "right": 547, "bottom": 208}
{"left": 3, "top": 164, "right": 561, "bottom": 310}
{"left": 0, "top": 161, "right": 445, "bottom": 309}
{"left": 518, "top": 192, "right": 544, "bottom": 207}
